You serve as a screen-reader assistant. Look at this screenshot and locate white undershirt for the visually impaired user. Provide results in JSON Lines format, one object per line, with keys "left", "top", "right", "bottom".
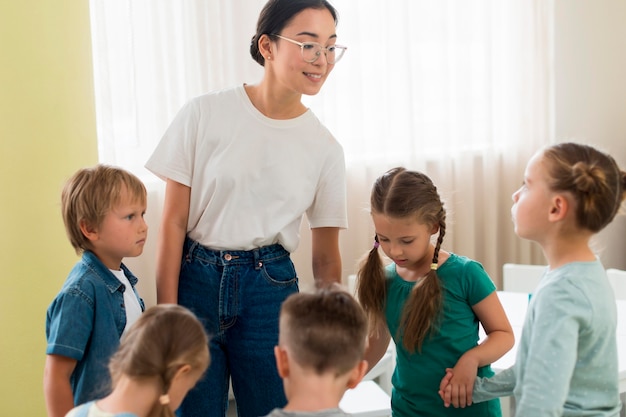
{"left": 110, "top": 269, "right": 143, "bottom": 333}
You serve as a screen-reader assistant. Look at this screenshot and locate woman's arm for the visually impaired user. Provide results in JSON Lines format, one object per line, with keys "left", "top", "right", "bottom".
{"left": 155, "top": 179, "right": 190, "bottom": 304}
{"left": 443, "top": 291, "right": 515, "bottom": 407}
{"left": 311, "top": 227, "right": 342, "bottom": 287}
{"left": 43, "top": 354, "right": 77, "bottom": 417}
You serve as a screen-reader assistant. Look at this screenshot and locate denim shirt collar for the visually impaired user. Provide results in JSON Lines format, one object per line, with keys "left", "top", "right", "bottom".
{"left": 81, "top": 251, "right": 139, "bottom": 293}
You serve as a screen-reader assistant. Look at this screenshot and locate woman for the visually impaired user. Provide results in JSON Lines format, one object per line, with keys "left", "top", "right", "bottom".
{"left": 145, "top": 1, "right": 348, "bottom": 417}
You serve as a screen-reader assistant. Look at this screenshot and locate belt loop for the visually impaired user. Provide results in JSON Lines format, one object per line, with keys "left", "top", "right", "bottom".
{"left": 253, "top": 248, "right": 262, "bottom": 270}
{"left": 187, "top": 239, "right": 199, "bottom": 261}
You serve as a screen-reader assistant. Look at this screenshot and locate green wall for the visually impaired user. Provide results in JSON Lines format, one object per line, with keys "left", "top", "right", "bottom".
{"left": 0, "top": 1, "right": 98, "bottom": 414}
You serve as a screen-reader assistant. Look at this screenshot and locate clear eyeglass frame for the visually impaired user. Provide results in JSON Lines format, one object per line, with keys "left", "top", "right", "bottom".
{"left": 271, "top": 34, "right": 347, "bottom": 64}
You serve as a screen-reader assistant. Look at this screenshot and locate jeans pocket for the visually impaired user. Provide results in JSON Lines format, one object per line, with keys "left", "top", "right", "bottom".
{"left": 261, "top": 256, "right": 298, "bottom": 287}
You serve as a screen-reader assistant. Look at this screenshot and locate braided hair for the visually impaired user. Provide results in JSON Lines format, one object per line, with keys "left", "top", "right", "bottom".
{"left": 357, "top": 167, "right": 447, "bottom": 352}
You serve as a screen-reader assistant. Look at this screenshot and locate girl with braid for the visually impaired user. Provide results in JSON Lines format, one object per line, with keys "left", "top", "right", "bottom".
{"left": 357, "top": 167, "right": 514, "bottom": 417}
{"left": 441, "top": 143, "right": 625, "bottom": 416}
{"left": 66, "top": 304, "right": 210, "bottom": 417}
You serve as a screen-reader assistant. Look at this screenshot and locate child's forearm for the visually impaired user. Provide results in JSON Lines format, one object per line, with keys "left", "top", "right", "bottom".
{"left": 473, "top": 367, "right": 516, "bottom": 402}
{"left": 466, "top": 329, "right": 515, "bottom": 368}
{"left": 44, "top": 375, "right": 74, "bottom": 417}
{"left": 44, "top": 354, "right": 77, "bottom": 417}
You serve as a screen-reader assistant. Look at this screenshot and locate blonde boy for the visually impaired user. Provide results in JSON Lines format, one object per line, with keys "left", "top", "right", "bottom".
{"left": 266, "top": 287, "right": 369, "bottom": 417}
{"left": 44, "top": 165, "right": 148, "bottom": 417}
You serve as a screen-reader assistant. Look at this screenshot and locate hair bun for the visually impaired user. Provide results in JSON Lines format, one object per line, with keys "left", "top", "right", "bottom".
{"left": 572, "top": 162, "right": 606, "bottom": 194}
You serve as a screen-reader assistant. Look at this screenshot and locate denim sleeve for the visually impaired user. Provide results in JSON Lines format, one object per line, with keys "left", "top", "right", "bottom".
{"left": 473, "top": 367, "right": 516, "bottom": 403}
{"left": 46, "top": 288, "right": 95, "bottom": 360}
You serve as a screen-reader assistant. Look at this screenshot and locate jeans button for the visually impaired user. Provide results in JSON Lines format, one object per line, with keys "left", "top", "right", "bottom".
{"left": 224, "top": 253, "right": 232, "bottom": 261}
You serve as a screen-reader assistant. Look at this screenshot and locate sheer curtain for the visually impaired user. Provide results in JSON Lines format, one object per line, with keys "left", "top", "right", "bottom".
{"left": 90, "top": 0, "right": 552, "bottom": 300}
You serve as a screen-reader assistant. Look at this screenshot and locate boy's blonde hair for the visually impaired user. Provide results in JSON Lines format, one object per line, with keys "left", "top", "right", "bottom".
{"left": 61, "top": 164, "right": 147, "bottom": 253}
{"left": 279, "top": 288, "right": 367, "bottom": 376}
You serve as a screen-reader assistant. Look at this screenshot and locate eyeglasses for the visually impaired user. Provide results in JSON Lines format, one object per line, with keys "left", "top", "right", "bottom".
{"left": 272, "top": 34, "right": 347, "bottom": 64}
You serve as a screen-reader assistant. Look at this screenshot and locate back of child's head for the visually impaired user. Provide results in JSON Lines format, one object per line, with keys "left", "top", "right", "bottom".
{"left": 61, "top": 164, "right": 147, "bottom": 253}
{"left": 108, "top": 304, "right": 209, "bottom": 417}
{"left": 357, "top": 167, "right": 446, "bottom": 352}
{"left": 541, "top": 142, "right": 626, "bottom": 232}
{"left": 279, "top": 287, "right": 367, "bottom": 376}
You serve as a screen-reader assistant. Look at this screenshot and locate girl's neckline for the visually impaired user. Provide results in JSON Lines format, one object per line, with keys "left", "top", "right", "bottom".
{"left": 393, "top": 253, "right": 452, "bottom": 284}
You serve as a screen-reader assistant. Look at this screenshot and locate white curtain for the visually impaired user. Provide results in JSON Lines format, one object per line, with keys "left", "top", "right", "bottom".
{"left": 90, "top": 0, "right": 552, "bottom": 301}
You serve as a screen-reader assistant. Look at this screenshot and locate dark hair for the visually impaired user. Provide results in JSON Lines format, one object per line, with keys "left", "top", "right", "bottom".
{"left": 542, "top": 142, "right": 626, "bottom": 232}
{"left": 250, "top": 0, "right": 338, "bottom": 66}
{"left": 108, "top": 304, "right": 210, "bottom": 417}
{"left": 357, "top": 167, "right": 446, "bottom": 352}
{"left": 280, "top": 287, "right": 367, "bottom": 376}
{"left": 61, "top": 164, "right": 147, "bottom": 254}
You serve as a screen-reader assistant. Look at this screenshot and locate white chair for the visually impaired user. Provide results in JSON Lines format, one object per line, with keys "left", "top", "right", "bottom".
{"left": 502, "top": 263, "right": 547, "bottom": 294}
{"left": 340, "top": 380, "right": 391, "bottom": 417}
{"left": 607, "top": 268, "right": 626, "bottom": 300}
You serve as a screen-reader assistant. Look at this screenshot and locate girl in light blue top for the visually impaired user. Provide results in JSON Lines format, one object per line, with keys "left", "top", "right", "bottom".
{"left": 441, "top": 142, "right": 626, "bottom": 416}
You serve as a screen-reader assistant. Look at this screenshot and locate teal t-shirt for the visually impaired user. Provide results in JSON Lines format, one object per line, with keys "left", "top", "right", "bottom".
{"left": 385, "top": 254, "right": 502, "bottom": 417}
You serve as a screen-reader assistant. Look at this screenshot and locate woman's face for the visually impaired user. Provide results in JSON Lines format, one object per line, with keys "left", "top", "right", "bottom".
{"left": 269, "top": 7, "right": 339, "bottom": 96}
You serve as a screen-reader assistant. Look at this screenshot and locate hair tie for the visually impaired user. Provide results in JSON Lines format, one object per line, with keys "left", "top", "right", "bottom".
{"left": 159, "top": 394, "right": 170, "bottom": 405}
{"left": 373, "top": 241, "right": 379, "bottom": 249}
{"left": 430, "top": 263, "right": 438, "bottom": 271}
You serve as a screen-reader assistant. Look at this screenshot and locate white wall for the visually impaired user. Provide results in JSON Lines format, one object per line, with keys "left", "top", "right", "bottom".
{"left": 554, "top": 0, "right": 626, "bottom": 269}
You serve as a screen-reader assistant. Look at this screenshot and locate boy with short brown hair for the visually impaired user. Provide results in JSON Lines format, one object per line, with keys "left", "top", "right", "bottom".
{"left": 267, "top": 287, "right": 369, "bottom": 417}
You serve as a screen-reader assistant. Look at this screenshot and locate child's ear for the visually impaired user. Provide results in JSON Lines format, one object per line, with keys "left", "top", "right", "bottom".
{"left": 430, "top": 223, "right": 440, "bottom": 235}
{"left": 346, "top": 360, "right": 368, "bottom": 389}
{"left": 549, "top": 194, "right": 569, "bottom": 222}
{"left": 173, "top": 364, "right": 192, "bottom": 380}
{"left": 274, "top": 345, "right": 290, "bottom": 378}
{"left": 79, "top": 219, "right": 99, "bottom": 242}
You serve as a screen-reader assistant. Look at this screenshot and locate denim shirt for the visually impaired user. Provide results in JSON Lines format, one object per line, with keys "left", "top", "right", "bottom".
{"left": 46, "top": 251, "right": 145, "bottom": 405}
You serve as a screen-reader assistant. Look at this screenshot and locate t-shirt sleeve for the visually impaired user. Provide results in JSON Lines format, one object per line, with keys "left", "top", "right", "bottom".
{"left": 306, "top": 140, "right": 348, "bottom": 229}
{"left": 45, "top": 290, "right": 95, "bottom": 360}
{"left": 145, "top": 99, "right": 200, "bottom": 187}
{"left": 464, "top": 259, "right": 497, "bottom": 306}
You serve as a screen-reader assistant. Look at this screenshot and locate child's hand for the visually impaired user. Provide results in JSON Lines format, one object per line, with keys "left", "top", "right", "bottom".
{"left": 438, "top": 368, "right": 454, "bottom": 407}
{"left": 438, "top": 354, "right": 479, "bottom": 408}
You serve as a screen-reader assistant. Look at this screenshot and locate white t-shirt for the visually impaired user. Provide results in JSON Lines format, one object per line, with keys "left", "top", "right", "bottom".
{"left": 146, "top": 85, "right": 347, "bottom": 252}
{"left": 110, "top": 269, "right": 142, "bottom": 333}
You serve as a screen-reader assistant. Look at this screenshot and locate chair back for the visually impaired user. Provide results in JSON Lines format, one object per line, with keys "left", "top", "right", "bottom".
{"left": 607, "top": 268, "right": 626, "bottom": 300}
{"left": 502, "top": 263, "right": 547, "bottom": 294}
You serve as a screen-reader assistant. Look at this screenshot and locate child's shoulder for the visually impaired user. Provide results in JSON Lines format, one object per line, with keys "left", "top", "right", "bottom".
{"left": 56, "top": 252, "right": 121, "bottom": 297}
{"left": 441, "top": 253, "right": 486, "bottom": 274}
{"left": 439, "top": 254, "right": 495, "bottom": 295}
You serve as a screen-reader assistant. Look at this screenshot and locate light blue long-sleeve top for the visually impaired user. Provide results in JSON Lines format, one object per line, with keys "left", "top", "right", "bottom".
{"left": 473, "top": 260, "right": 621, "bottom": 416}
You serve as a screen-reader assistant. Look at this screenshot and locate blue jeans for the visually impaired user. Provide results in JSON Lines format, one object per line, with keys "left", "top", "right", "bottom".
{"left": 176, "top": 237, "right": 298, "bottom": 417}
